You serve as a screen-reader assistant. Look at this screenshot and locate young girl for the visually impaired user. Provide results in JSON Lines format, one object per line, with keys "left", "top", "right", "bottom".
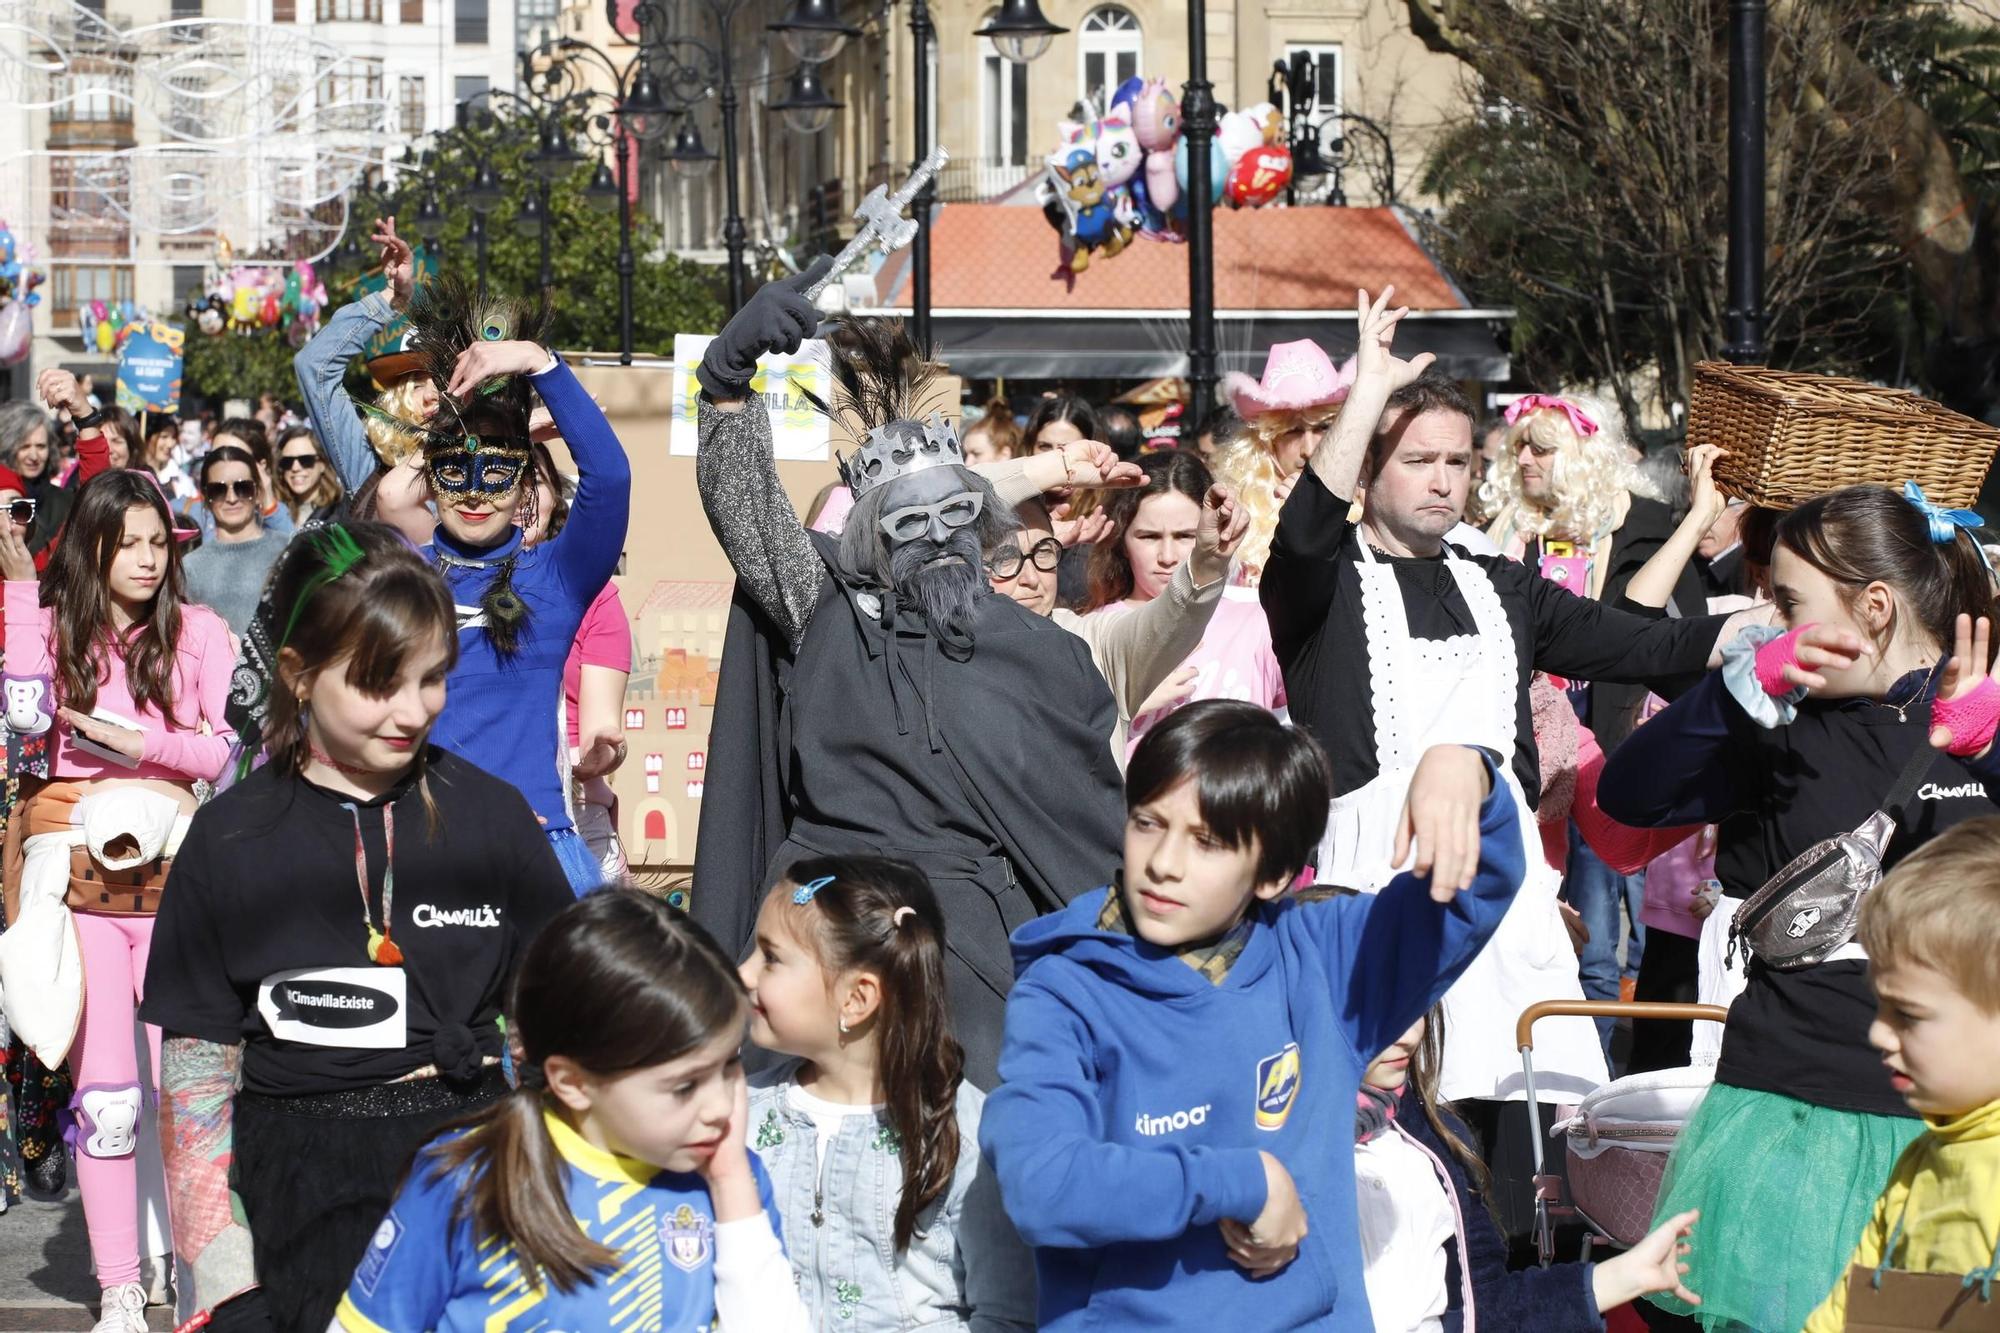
{"left": 1353, "top": 1003, "right": 1700, "bottom": 1331}
{"left": 334, "top": 889, "right": 809, "bottom": 1332}
{"left": 1085, "top": 451, "right": 1285, "bottom": 757}
{"left": 1599, "top": 482, "right": 2000, "bottom": 1331}
{"left": 0, "top": 471, "right": 234, "bottom": 1333}
{"left": 143, "top": 522, "right": 574, "bottom": 1333}
{"left": 739, "top": 855, "right": 1036, "bottom": 1330}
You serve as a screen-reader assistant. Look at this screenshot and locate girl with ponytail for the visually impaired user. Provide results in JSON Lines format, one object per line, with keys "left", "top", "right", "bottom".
{"left": 739, "top": 855, "right": 1036, "bottom": 1330}
{"left": 334, "top": 890, "right": 808, "bottom": 1333}
{"left": 144, "top": 522, "right": 574, "bottom": 1333}
{"left": 1598, "top": 481, "right": 2000, "bottom": 1332}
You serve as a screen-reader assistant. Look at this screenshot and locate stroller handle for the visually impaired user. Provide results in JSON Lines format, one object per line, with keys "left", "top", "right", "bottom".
{"left": 1515, "top": 1000, "right": 1729, "bottom": 1050}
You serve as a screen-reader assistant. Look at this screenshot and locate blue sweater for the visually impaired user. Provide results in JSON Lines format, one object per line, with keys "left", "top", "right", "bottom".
{"left": 423, "top": 357, "right": 630, "bottom": 833}
{"left": 293, "top": 289, "right": 401, "bottom": 495}
{"left": 978, "top": 757, "right": 1525, "bottom": 1332}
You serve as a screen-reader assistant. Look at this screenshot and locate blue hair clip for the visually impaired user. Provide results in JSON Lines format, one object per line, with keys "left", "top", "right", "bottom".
{"left": 1905, "top": 481, "right": 1997, "bottom": 581}
{"left": 792, "top": 875, "right": 836, "bottom": 906}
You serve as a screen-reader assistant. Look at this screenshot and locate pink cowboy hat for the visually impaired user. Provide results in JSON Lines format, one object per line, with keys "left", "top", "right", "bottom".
{"left": 1224, "top": 340, "right": 1354, "bottom": 418}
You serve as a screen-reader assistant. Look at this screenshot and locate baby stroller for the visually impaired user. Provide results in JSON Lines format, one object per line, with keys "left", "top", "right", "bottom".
{"left": 1518, "top": 1000, "right": 1729, "bottom": 1265}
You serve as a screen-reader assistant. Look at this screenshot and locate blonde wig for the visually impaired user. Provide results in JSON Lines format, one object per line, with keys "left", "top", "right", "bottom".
{"left": 1211, "top": 404, "right": 1341, "bottom": 580}
{"left": 364, "top": 376, "right": 433, "bottom": 467}
{"left": 1480, "top": 392, "right": 1658, "bottom": 546}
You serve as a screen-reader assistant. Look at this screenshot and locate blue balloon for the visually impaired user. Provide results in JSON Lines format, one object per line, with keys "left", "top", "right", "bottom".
{"left": 1173, "top": 136, "right": 1228, "bottom": 213}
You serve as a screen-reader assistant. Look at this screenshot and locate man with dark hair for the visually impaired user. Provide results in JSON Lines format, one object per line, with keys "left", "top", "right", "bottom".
{"left": 1258, "top": 290, "right": 1765, "bottom": 1197}
{"left": 1097, "top": 404, "right": 1145, "bottom": 461}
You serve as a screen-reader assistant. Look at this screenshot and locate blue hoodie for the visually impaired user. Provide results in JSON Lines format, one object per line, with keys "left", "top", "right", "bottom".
{"left": 978, "top": 756, "right": 1524, "bottom": 1332}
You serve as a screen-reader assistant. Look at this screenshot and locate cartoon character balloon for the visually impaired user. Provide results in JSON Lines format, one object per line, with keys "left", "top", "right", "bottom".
{"left": 1095, "top": 108, "right": 1143, "bottom": 191}
{"left": 1174, "top": 135, "right": 1229, "bottom": 213}
{"left": 1045, "top": 144, "right": 1133, "bottom": 274}
{"left": 1131, "top": 78, "right": 1183, "bottom": 219}
{"left": 1226, "top": 143, "right": 1293, "bottom": 207}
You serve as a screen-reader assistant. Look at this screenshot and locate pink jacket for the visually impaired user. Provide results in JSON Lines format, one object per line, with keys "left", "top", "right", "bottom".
{"left": 5, "top": 580, "right": 236, "bottom": 782}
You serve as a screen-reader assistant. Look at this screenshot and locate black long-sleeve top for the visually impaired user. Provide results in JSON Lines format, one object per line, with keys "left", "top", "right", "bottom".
{"left": 1259, "top": 466, "right": 1724, "bottom": 804}
{"left": 1598, "top": 667, "right": 2000, "bottom": 1115}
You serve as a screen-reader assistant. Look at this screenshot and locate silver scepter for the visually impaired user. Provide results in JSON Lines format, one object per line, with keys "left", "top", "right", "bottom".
{"left": 800, "top": 145, "right": 950, "bottom": 300}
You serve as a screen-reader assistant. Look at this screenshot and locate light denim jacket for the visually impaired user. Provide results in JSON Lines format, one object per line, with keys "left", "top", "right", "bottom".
{"left": 292, "top": 288, "right": 397, "bottom": 496}
{"left": 748, "top": 1062, "right": 1036, "bottom": 1332}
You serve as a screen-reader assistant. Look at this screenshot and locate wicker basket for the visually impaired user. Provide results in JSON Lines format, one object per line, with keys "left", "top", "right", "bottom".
{"left": 1688, "top": 360, "right": 2000, "bottom": 510}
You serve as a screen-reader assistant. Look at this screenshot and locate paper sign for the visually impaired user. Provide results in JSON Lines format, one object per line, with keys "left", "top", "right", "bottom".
{"left": 668, "top": 333, "right": 831, "bottom": 462}
{"left": 115, "top": 322, "right": 184, "bottom": 413}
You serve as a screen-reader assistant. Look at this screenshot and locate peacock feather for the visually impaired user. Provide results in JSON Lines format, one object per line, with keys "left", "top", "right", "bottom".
{"left": 801, "top": 317, "right": 940, "bottom": 433}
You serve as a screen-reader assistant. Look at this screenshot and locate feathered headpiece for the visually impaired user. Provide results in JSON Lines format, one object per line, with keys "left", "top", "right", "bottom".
{"left": 805, "top": 318, "right": 963, "bottom": 499}
{"left": 353, "top": 273, "right": 556, "bottom": 458}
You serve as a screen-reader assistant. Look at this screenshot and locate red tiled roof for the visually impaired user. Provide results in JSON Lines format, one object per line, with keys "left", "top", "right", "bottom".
{"left": 873, "top": 204, "right": 1465, "bottom": 312}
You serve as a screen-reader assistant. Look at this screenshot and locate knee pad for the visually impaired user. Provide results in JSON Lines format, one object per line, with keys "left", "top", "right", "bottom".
{"left": 72, "top": 1083, "right": 142, "bottom": 1159}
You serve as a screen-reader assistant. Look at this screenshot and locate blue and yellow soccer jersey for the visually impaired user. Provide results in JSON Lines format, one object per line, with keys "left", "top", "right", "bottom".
{"left": 335, "top": 1110, "right": 783, "bottom": 1333}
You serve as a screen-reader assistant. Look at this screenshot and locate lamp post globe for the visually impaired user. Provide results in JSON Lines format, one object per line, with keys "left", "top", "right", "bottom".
{"left": 768, "top": 0, "right": 859, "bottom": 66}
{"left": 975, "top": 0, "right": 1064, "bottom": 63}
{"left": 771, "top": 62, "right": 842, "bottom": 136}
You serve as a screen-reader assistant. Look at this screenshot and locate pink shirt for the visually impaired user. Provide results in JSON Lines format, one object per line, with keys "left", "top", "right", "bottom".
{"left": 1093, "top": 588, "right": 1287, "bottom": 758}
{"left": 563, "top": 581, "right": 634, "bottom": 749}
{"left": 4, "top": 581, "right": 236, "bottom": 782}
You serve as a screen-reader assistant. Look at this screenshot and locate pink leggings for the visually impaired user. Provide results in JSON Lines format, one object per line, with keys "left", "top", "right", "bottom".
{"left": 70, "top": 911, "right": 159, "bottom": 1289}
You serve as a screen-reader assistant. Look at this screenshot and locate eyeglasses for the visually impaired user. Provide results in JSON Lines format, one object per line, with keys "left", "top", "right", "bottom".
{"left": 879, "top": 491, "right": 983, "bottom": 545}
{"left": 4, "top": 498, "right": 36, "bottom": 527}
{"left": 278, "top": 454, "right": 320, "bottom": 471}
{"left": 988, "top": 536, "right": 1063, "bottom": 580}
{"left": 203, "top": 479, "right": 256, "bottom": 503}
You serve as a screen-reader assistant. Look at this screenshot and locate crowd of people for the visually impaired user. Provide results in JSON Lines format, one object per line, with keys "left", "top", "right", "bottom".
{"left": 0, "top": 226, "right": 1994, "bottom": 1333}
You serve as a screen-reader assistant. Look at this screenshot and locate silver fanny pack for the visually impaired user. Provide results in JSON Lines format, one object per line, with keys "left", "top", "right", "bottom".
{"left": 1729, "top": 744, "right": 1936, "bottom": 970}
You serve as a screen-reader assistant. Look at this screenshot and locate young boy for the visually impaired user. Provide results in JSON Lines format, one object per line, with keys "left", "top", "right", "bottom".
{"left": 1804, "top": 816, "right": 2000, "bottom": 1331}
{"left": 979, "top": 699, "right": 1527, "bottom": 1331}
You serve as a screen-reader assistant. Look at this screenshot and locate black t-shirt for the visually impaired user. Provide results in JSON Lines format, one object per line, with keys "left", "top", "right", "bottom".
{"left": 1259, "top": 467, "right": 1722, "bottom": 803}
{"left": 140, "top": 750, "right": 573, "bottom": 1097}
{"left": 1599, "top": 669, "right": 2000, "bottom": 1116}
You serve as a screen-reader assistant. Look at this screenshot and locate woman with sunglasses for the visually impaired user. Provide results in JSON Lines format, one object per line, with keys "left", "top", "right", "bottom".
{"left": 182, "top": 447, "right": 292, "bottom": 638}
{"left": 987, "top": 487, "right": 1244, "bottom": 764}
{"left": 274, "top": 426, "right": 346, "bottom": 527}
{"left": 1081, "top": 450, "right": 1288, "bottom": 760}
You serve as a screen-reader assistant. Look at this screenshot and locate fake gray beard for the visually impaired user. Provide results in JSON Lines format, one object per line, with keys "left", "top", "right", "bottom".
{"left": 886, "top": 527, "right": 986, "bottom": 641}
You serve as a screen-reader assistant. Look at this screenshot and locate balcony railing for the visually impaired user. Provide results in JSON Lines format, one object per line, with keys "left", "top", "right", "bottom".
{"left": 936, "top": 158, "right": 1034, "bottom": 204}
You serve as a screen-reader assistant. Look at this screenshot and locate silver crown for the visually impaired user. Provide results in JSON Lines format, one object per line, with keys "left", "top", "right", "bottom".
{"left": 837, "top": 412, "right": 964, "bottom": 498}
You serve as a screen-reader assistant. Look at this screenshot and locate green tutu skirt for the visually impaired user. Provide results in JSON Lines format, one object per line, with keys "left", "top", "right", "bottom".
{"left": 1644, "top": 1082, "right": 1922, "bottom": 1332}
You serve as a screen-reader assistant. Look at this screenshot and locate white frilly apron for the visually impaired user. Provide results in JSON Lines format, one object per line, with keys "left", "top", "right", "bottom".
{"left": 1318, "top": 540, "right": 1607, "bottom": 1103}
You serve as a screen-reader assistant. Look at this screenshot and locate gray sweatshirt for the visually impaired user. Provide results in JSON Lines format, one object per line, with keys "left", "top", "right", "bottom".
{"left": 182, "top": 527, "right": 291, "bottom": 638}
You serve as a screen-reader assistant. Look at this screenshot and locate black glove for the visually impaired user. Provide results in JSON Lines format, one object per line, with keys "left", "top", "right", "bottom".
{"left": 696, "top": 254, "right": 836, "bottom": 401}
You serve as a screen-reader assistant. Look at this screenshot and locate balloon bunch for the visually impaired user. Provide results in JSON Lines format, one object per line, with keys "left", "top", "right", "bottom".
{"left": 1040, "top": 78, "right": 1294, "bottom": 276}
{"left": 0, "top": 220, "right": 47, "bottom": 368}
{"left": 71, "top": 299, "right": 150, "bottom": 356}
{"left": 185, "top": 260, "right": 328, "bottom": 347}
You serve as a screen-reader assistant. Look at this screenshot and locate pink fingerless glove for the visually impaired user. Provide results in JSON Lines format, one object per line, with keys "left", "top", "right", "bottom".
{"left": 1933, "top": 676, "right": 2000, "bottom": 756}
{"left": 1754, "top": 624, "right": 1816, "bottom": 697}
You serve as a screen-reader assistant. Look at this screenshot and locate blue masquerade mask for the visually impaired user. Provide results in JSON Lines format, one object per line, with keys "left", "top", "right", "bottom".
{"left": 791, "top": 874, "right": 836, "bottom": 905}
{"left": 428, "top": 444, "right": 528, "bottom": 496}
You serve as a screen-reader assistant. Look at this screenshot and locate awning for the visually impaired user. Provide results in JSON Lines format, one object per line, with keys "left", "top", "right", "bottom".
{"left": 860, "top": 203, "right": 1514, "bottom": 383}
{"left": 905, "top": 311, "right": 1512, "bottom": 382}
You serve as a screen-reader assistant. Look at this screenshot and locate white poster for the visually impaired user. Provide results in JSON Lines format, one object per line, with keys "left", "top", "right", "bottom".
{"left": 668, "top": 333, "right": 833, "bottom": 462}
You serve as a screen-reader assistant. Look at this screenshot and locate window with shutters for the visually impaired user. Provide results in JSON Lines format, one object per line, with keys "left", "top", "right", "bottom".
{"left": 399, "top": 76, "right": 424, "bottom": 134}
{"left": 1280, "top": 43, "right": 1342, "bottom": 122}
{"left": 454, "top": 0, "right": 486, "bottom": 44}
{"left": 1077, "top": 7, "right": 1140, "bottom": 109}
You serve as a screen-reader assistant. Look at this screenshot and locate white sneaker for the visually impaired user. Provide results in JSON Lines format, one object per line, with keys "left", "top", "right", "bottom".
{"left": 139, "top": 1253, "right": 173, "bottom": 1307}
{"left": 92, "top": 1281, "right": 147, "bottom": 1333}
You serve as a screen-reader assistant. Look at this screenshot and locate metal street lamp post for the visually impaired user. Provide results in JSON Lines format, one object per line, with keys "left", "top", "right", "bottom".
{"left": 1722, "top": 0, "right": 1767, "bottom": 364}
{"left": 1179, "top": 0, "right": 1218, "bottom": 435}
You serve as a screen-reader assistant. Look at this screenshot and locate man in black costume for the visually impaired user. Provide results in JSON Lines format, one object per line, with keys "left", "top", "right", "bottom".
{"left": 690, "top": 261, "right": 1127, "bottom": 1084}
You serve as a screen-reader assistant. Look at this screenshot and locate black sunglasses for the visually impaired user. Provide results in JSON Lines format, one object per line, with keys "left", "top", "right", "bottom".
{"left": 203, "top": 479, "right": 256, "bottom": 503}
{"left": 988, "top": 536, "right": 1064, "bottom": 580}
{"left": 278, "top": 454, "right": 320, "bottom": 471}
{"left": 4, "top": 498, "right": 35, "bottom": 527}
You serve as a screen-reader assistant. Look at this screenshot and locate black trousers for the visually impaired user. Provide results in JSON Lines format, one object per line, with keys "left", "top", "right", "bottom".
{"left": 231, "top": 1069, "right": 506, "bottom": 1333}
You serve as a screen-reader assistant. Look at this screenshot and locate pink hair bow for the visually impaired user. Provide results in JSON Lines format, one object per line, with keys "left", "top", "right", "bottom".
{"left": 1505, "top": 393, "right": 1599, "bottom": 437}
